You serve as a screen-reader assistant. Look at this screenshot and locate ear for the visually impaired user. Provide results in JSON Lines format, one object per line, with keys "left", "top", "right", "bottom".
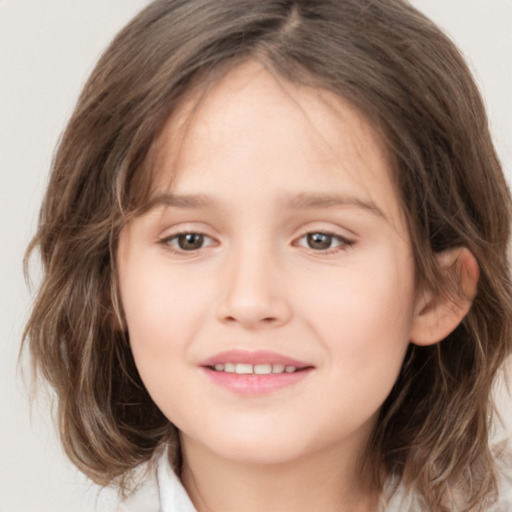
{"left": 410, "top": 247, "right": 479, "bottom": 346}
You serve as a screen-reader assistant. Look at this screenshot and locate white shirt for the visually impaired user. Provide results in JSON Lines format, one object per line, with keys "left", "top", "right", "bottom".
{"left": 114, "top": 444, "right": 512, "bottom": 512}
{"left": 114, "top": 449, "right": 195, "bottom": 512}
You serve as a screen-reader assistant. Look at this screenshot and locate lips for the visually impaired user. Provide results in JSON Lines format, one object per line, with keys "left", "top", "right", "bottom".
{"left": 200, "top": 350, "right": 314, "bottom": 394}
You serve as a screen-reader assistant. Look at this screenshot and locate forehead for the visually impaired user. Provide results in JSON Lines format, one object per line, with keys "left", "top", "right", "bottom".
{"left": 149, "top": 60, "right": 404, "bottom": 226}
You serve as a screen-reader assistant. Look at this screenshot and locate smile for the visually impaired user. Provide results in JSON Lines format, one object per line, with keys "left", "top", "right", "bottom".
{"left": 211, "top": 363, "right": 299, "bottom": 374}
{"left": 200, "top": 350, "right": 313, "bottom": 394}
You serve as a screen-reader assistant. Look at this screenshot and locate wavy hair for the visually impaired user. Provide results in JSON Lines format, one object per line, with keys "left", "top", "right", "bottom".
{"left": 24, "top": 0, "right": 512, "bottom": 510}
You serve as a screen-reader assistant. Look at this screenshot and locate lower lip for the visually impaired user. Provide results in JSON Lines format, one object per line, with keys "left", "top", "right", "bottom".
{"left": 202, "top": 368, "right": 312, "bottom": 394}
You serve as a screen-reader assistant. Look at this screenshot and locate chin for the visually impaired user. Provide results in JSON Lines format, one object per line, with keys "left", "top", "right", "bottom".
{"left": 191, "top": 428, "right": 314, "bottom": 466}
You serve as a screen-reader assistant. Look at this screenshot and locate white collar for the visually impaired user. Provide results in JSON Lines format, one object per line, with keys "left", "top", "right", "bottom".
{"left": 157, "top": 451, "right": 197, "bottom": 512}
{"left": 116, "top": 447, "right": 196, "bottom": 512}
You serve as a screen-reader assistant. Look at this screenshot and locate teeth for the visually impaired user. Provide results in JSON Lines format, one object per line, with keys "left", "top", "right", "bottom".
{"left": 254, "top": 364, "right": 272, "bottom": 375}
{"left": 235, "top": 363, "right": 253, "bottom": 374}
{"left": 212, "top": 363, "right": 298, "bottom": 374}
{"left": 224, "top": 363, "right": 236, "bottom": 373}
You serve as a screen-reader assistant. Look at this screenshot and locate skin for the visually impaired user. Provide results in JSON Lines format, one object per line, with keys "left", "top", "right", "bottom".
{"left": 117, "top": 61, "right": 475, "bottom": 512}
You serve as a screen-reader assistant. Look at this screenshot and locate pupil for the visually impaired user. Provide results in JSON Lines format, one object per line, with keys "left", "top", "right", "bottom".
{"left": 179, "top": 233, "right": 204, "bottom": 250}
{"left": 307, "top": 233, "right": 332, "bottom": 250}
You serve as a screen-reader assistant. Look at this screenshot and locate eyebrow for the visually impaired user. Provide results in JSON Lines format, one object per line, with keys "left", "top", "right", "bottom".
{"left": 147, "top": 192, "right": 215, "bottom": 209}
{"left": 147, "top": 191, "right": 386, "bottom": 219}
{"left": 286, "top": 192, "right": 386, "bottom": 218}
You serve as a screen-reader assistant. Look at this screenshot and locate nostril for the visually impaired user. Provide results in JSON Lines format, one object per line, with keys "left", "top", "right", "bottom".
{"left": 224, "top": 315, "right": 277, "bottom": 323}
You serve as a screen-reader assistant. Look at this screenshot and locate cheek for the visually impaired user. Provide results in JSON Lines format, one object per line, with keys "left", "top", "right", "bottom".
{"left": 304, "top": 258, "right": 414, "bottom": 424}
{"left": 118, "top": 265, "right": 210, "bottom": 419}
{"left": 298, "top": 251, "right": 415, "bottom": 370}
{"left": 119, "top": 260, "right": 209, "bottom": 367}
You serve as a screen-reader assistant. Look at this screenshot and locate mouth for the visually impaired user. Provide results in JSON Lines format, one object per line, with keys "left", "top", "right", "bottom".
{"left": 200, "top": 350, "right": 314, "bottom": 394}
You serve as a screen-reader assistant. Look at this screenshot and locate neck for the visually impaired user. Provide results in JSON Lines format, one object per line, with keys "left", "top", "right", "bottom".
{"left": 179, "top": 434, "right": 381, "bottom": 512}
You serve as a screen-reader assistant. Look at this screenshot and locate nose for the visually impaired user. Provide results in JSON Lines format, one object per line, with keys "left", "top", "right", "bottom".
{"left": 215, "top": 245, "right": 292, "bottom": 329}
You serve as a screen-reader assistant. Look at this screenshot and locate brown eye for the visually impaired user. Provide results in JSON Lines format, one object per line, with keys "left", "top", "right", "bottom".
{"left": 177, "top": 233, "right": 205, "bottom": 250}
{"left": 294, "top": 231, "right": 353, "bottom": 255}
{"left": 160, "top": 232, "right": 215, "bottom": 253}
{"left": 306, "top": 232, "right": 334, "bottom": 250}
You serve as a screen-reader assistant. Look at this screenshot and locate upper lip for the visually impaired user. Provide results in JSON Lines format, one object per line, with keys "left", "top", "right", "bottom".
{"left": 199, "top": 349, "right": 313, "bottom": 369}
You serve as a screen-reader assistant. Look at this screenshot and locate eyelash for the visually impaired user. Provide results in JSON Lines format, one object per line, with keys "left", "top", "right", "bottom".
{"left": 158, "top": 231, "right": 354, "bottom": 256}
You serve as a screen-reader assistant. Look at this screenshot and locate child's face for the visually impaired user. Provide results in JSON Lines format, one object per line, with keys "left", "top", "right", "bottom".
{"left": 117, "top": 61, "right": 418, "bottom": 467}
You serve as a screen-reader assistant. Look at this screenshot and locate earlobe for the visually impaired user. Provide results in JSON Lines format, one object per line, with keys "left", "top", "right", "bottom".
{"left": 410, "top": 247, "right": 479, "bottom": 346}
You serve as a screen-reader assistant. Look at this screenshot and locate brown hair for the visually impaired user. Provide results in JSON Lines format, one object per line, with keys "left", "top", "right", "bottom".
{"left": 23, "top": 0, "right": 512, "bottom": 509}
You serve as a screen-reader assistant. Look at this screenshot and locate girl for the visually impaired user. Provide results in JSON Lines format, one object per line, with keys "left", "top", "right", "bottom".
{"left": 24, "top": 0, "right": 512, "bottom": 510}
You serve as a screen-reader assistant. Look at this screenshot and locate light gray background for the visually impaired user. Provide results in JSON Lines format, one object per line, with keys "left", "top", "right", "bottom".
{"left": 1, "top": 1, "right": 511, "bottom": 511}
